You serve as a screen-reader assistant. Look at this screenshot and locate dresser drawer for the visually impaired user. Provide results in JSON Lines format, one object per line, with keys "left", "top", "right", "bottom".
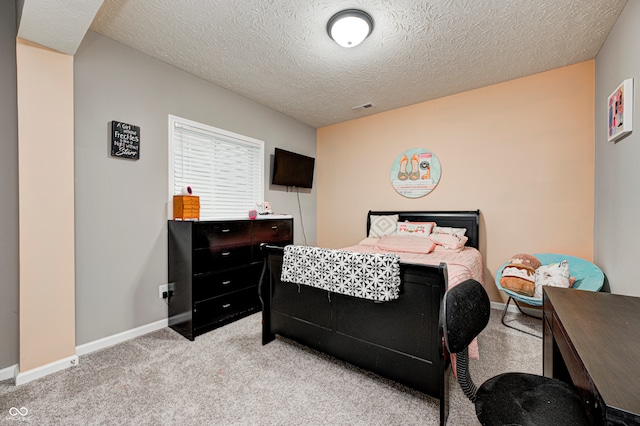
{"left": 253, "top": 219, "right": 292, "bottom": 244}
{"left": 253, "top": 219, "right": 293, "bottom": 260}
{"left": 193, "top": 245, "right": 252, "bottom": 274}
{"left": 193, "top": 221, "right": 252, "bottom": 249}
{"left": 193, "top": 287, "right": 260, "bottom": 331}
{"left": 193, "top": 264, "right": 262, "bottom": 301}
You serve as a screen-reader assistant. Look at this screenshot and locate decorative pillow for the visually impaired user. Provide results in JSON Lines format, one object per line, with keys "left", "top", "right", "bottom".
{"left": 533, "top": 260, "right": 570, "bottom": 298}
{"left": 508, "top": 253, "right": 542, "bottom": 270}
{"left": 500, "top": 264, "right": 536, "bottom": 296}
{"left": 368, "top": 215, "right": 399, "bottom": 238}
{"left": 376, "top": 235, "right": 436, "bottom": 254}
{"left": 432, "top": 226, "right": 467, "bottom": 236}
{"left": 428, "top": 232, "right": 468, "bottom": 250}
{"left": 433, "top": 244, "right": 464, "bottom": 253}
{"left": 396, "top": 221, "right": 435, "bottom": 238}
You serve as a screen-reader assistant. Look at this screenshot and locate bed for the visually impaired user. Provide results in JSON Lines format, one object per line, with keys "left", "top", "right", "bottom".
{"left": 259, "top": 210, "right": 482, "bottom": 426}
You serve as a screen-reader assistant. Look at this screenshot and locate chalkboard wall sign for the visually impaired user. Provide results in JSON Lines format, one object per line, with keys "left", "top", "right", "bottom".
{"left": 110, "top": 121, "right": 140, "bottom": 160}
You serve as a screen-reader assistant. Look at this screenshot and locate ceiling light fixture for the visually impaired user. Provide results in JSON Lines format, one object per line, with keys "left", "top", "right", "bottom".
{"left": 327, "top": 9, "right": 374, "bottom": 48}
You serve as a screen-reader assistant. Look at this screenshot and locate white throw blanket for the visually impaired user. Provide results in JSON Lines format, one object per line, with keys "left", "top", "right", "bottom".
{"left": 281, "top": 245, "right": 401, "bottom": 302}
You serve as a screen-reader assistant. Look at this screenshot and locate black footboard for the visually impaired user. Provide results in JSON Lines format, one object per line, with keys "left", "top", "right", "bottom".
{"left": 260, "top": 245, "right": 451, "bottom": 425}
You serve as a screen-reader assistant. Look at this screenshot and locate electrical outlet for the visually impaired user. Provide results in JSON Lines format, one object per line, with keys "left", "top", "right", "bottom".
{"left": 159, "top": 284, "right": 169, "bottom": 299}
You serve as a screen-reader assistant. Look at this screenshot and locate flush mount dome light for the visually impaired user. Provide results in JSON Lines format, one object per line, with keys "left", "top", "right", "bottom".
{"left": 327, "top": 9, "right": 374, "bottom": 48}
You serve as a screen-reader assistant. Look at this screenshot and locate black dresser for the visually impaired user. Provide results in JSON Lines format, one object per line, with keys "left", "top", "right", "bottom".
{"left": 168, "top": 217, "right": 293, "bottom": 340}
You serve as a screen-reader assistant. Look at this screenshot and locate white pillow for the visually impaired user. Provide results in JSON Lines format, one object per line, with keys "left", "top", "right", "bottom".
{"left": 396, "top": 222, "right": 435, "bottom": 238}
{"left": 433, "top": 244, "right": 464, "bottom": 253}
{"left": 368, "top": 215, "right": 399, "bottom": 238}
{"left": 432, "top": 226, "right": 467, "bottom": 236}
{"left": 533, "top": 260, "right": 570, "bottom": 298}
{"left": 428, "top": 233, "right": 468, "bottom": 250}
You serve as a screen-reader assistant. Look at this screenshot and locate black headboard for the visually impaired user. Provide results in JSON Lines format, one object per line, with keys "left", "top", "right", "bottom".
{"left": 366, "top": 210, "right": 481, "bottom": 250}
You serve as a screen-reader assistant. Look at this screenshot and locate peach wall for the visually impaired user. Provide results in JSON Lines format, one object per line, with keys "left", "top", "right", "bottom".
{"left": 16, "top": 39, "right": 76, "bottom": 370}
{"left": 317, "top": 61, "right": 595, "bottom": 302}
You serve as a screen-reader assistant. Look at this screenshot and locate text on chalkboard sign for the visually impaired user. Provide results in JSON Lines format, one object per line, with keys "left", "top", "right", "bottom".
{"left": 111, "top": 121, "right": 140, "bottom": 160}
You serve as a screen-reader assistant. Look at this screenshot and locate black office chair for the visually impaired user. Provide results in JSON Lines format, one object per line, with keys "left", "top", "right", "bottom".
{"left": 442, "top": 279, "right": 590, "bottom": 426}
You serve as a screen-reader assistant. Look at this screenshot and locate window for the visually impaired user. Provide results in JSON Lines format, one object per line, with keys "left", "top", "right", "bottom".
{"left": 169, "top": 115, "right": 264, "bottom": 219}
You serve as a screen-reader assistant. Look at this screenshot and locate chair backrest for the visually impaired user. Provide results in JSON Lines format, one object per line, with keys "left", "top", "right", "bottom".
{"left": 442, "top": 279, "right": 491, "bottom": 353}
{"left": 442, "top": 279, "right": 491, "bottom": 402}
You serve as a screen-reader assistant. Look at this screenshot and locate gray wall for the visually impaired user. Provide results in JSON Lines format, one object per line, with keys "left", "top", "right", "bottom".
{"left": 0, "top": 1, "right": 19, "bottom": 370}
{"left": 74, "top": 31, "right": 316, "bottom": 345}
{"left": 15, "top": 0, "right": 23, "bottom": 24}
{"left": 594, "top": 1, "right": 640, "bottom": 297}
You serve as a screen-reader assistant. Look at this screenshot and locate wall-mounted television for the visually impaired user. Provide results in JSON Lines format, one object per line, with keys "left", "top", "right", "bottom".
{"left": 272, "top": 148, "right": 315, "bottom": 189}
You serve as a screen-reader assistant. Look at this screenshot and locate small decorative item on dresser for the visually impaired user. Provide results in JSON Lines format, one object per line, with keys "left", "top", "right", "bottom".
{"left": 173, "top": 195, "right": 200, "bottom": 221}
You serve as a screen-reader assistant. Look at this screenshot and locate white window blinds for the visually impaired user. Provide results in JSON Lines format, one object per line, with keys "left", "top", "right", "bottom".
{"left": 169, "top": 115, "right": 264, "bottom": 220}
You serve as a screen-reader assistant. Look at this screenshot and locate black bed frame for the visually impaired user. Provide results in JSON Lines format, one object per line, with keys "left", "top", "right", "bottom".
{"left": 260, "top": 210, "right": 480, "bottom": 425}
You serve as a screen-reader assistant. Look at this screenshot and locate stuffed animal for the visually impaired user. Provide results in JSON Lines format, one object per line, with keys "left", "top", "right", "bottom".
{"left": 533, "top": 260, "right": 571, "bottom": 298}
{"left": 508, "top": 253, "right": 542, "bottom": 270}
{"left": 499, "top": 254, "right": 541, "bottom": 297}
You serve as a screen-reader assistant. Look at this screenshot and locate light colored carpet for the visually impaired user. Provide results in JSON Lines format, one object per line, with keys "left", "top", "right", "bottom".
{"left": 0, "top": 309, "right": 541, "bottom": 425}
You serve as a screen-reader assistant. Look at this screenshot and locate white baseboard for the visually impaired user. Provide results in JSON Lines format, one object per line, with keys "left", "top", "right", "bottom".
{"left": 15, "top": 355, "right": 79, "bottom": 386}
{"left": 76, "top": 318, "right": 168, "bottom": 356}
{"left": 4, "top": 303, "right": 539, "bottom": 385}
{"left": 0, "top": 364, "right": 18, "bottom": 382}
{"left": 6, "top": 318, "right": 168, "bottom": 386}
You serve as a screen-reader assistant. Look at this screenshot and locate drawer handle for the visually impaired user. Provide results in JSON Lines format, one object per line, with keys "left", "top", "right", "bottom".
{"left": 222, "top": 280, "right": 231, "bottom": 285}
{"left": 271, "top": 226, "right": 278, "bottom": 230}
{"left": 222, "top": 303, "right": 231, "bottom": 308}
{"left": 221, "top": 252, "right": 231, "bottom": 257}
{"left": 221, "top": 229, "right": 230, "bottom": 233}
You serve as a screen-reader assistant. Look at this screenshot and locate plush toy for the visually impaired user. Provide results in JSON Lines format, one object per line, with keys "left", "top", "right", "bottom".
{"left": 533, "top": 260, "right": 571, "bottom": 298}
{"left": 508, "top": 253, "right": 542, "bottom": 270}
{"left": 499, "top": 254, "right": 541, "bottom": 297}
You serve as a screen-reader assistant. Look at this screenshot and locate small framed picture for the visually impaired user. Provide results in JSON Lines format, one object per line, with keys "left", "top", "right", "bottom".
{"left": 111, "top": 120, "right": 141, "bottom": 159}
{"left": 608, "top": 78, "right": 633, "bottom": 143}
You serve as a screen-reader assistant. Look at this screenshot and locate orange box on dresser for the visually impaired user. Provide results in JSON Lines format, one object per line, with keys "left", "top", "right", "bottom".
{"left": 173, "top": 195, "right": 200, "bottom": 220}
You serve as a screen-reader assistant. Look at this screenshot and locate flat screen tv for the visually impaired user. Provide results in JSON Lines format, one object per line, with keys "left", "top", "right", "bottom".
{"left": 272, "top": 148, "right": 315, "bottom": 189}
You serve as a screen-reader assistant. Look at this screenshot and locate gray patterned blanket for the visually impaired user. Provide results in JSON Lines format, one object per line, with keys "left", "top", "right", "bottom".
{"left": 281, "top": 245, "right": 401, "bottom": 302}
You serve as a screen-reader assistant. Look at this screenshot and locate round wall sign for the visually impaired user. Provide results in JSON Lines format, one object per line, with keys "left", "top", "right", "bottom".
{"left": 390, "top": 148, "right": 441, "bottom": 198}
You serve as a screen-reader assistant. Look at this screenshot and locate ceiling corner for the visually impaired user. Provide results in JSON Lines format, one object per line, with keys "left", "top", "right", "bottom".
{"left": 17, "top": 0, "right": 104, "bottom": 55}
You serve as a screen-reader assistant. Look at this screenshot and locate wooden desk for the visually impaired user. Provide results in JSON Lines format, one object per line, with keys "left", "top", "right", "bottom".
{"left": 543, "top": 287, "right": 640, "bottom": 425}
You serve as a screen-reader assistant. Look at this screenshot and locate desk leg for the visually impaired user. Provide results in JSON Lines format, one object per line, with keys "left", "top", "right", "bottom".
{"left": 543, "top": 311, "right": 553, "bottom": 376}
{"left": 544, "top": 311, "right": 601, "bottom": 425}
{"left": 543, "top": 308, "right": 570, "bottom": 381}
{"left": 545, "top": 331, "right": 571, "bottom": 382}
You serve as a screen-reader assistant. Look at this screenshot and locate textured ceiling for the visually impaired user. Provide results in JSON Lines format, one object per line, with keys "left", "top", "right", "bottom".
{"left": 17, "top": 0, "right": 103, "bottom": 55}
{"left": 87, "top": 0, "right": 626, "bottom": 128}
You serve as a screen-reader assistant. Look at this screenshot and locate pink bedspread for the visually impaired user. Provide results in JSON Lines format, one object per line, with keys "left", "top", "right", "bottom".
{"left": 342, "top": 241, "right": 483, "bottom": 359}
